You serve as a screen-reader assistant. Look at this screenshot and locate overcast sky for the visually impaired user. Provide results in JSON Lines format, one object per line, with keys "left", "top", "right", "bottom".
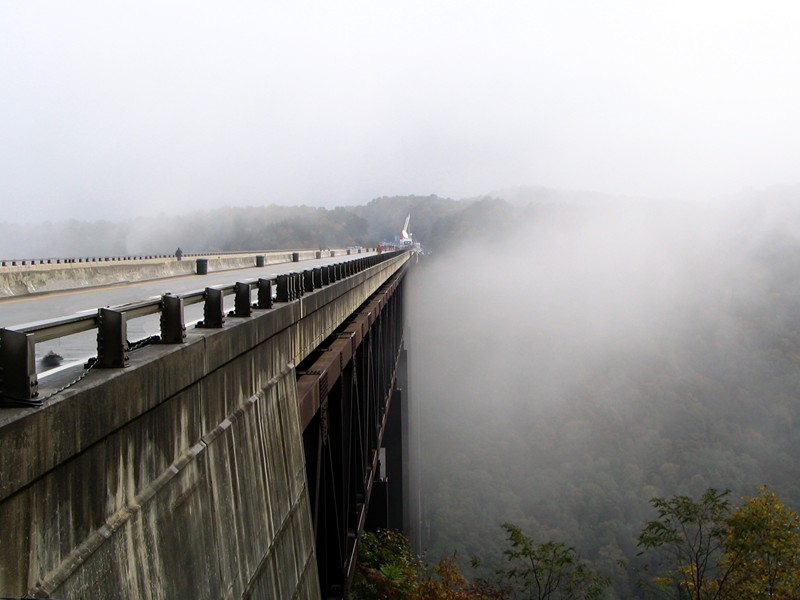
{"left": 2, "top": 1, "right": 799, "bottom": 223}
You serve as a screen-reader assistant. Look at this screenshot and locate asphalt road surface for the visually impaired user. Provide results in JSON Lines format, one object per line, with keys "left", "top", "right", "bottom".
{"left": 0, "top": 253, "right": 375, "bottom": 377}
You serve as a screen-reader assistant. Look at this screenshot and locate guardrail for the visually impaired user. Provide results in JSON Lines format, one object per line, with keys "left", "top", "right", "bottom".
{"left": 0, "top": 247, "right": 372, "bottom": 267}
{"left": 0, "top": 251, "right": 404, "bottom": 406}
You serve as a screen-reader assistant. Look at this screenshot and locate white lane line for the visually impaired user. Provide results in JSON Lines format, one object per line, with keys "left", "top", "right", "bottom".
{"left": 39, "top": 358, "right": 92, "bottom": 379}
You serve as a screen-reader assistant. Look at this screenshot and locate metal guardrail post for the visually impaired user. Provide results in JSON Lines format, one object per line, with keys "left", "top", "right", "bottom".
{"left": 96, "top": 308, "right": 129, "bottom": 368}
{"left": 276, "top": 275, "right": 290, "bottom": 303}
{"left": 233, "top": 282, "right": 252, "bottom": 318}
{"left": 314, "top": 267, "right": 324, "bottom": 287}
{"left": 160, "top": 294, "right": 186, "bottom": 343}
{"left": 0, "top": 329, "right": 38, "bottom": 400}
{"left": 288, "top": 274, "right": 295, "bottom": 301}
{"left": 293, "top": 273, "right": 303, "bottom": 298}
{"left": 198, "top": 288, "right": 224, "bottom": 328}
{"left": 303, "top": 270, "right": 314, "bottom": 292}
{"left": 257, "top": 278, "right": 273, "bottom": 309}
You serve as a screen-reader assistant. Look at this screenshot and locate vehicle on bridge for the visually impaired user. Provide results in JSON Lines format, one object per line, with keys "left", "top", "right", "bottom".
{"left": 378, "top": 214, "right": 419, "bottom": 253}
{"left": 400, "top": 213, "right": 413, "bottom": 247}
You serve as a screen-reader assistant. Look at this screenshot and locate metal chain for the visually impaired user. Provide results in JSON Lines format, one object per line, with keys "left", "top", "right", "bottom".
{"left": 129, "top": 335, "right": 160, "bottom": 350}
{"left": 2, "top": 335, "right": 161, "bottom": 408}
{"left": 37, "top": 359, "right": 98, "bottom": 403}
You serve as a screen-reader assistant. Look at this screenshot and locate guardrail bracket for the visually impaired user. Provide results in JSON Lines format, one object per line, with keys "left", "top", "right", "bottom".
{"left": 256, "top": 278, "right": 273, "bottom": 309}
{"left": 231, "top": 282, "right": 253, "bottom": 318}
{"left": 96, "top": 308, "right": 129, "bottom": 368}
{"left": 197, "top": 287, "right": 225, "bottom": 328}
{"left": 160, "top": 294, "right": 186, "bottom": 343}
{"left": 0, "top": 329, "right": 39, "bottom": 402}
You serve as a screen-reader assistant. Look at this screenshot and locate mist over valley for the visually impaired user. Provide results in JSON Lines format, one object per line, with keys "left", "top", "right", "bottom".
{"left": 5, "top": 184, "right": 800, "bottom": 596}
{"left": 404, "top": 191, "right": 800, "bottom": 595}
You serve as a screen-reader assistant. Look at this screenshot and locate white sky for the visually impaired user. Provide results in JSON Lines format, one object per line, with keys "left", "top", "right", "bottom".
{"left": 2, "top": 1, "right": 799, "bottom": 222}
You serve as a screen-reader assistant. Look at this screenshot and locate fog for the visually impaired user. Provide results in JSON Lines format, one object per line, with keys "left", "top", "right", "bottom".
{"left": 404, "top": 199, "right": 800, "bottom": 591}
{"left": 4, "top": 1, "right": 800, "bottom": 592}
{"left": 407, "top": 202, "right": 757, "bottom": 434}
{"left": 411, "top": 201, "right": 759, "bottom": 378}
{"left": 3, "top": 1, "right": 800, "bottom": 223}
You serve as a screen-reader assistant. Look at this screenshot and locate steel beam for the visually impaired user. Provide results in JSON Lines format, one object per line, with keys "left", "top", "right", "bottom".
{"left": 296, "top": 263, "right": 409, "bottom": 599}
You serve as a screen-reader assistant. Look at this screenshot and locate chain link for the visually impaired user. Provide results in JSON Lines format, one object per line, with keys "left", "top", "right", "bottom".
{"left": 37, "top": 359, "right": 98, "bottom": 403}
{"left": 1, "top": 335, "right": 161, "bottom": 408}
{"left": 129, "top": 335, "right": 160, "bottom": 350}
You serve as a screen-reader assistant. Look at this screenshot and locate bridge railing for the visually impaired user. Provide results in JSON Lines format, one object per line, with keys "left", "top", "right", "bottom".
{"left": 0, "top": 247, "right": 373, "bottom": 267}
{"left": 0, "top": 251, "right": 405, "bottom": 406}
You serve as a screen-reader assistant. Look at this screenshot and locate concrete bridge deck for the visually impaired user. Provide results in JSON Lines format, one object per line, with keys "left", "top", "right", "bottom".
{"left": 0, "top": 247, "right": 368, "bottom": 298}
{"left": 0, "top": 250, "right": 411, "bottom": 599}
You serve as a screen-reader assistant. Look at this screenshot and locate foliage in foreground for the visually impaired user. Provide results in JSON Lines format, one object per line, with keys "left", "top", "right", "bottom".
{"left": 637, "top": 486, "right": 800, "bottom": 599}
{"left": 354, "top": 486, "right": 800, "bottom": 599}
{"left": 497, "top": 523, "right": 609, "bottom": 600}
{"left": 351, "top": 525, "right": 608, "bottom": 599}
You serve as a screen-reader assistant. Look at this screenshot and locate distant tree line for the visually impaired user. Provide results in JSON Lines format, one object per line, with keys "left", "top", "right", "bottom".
{"left": 0, "top": 194, "right": 516, "bottom": 258}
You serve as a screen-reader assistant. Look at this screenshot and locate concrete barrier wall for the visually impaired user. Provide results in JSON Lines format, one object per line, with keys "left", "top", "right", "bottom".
{"left": 0, "top": 249, "right": 352, "bottom": 297}
{"left": 0, "top": 253, "right": 408, "bottom": 598}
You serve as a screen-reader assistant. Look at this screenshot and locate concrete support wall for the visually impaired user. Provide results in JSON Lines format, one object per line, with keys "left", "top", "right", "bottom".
{"left": 0, "top": 253, "right": 409, "bottom": 598}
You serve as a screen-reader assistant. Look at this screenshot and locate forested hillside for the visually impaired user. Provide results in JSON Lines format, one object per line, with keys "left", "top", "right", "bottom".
{"left": 405, "top": 193, "right": 800, "bottom": 597}
{"left": 0, "top": 194, "right": 478, "bottom": 258}
{"left": 0, "top": 190, "right": 577, "bottom": 259}
{"left": 1, "top": 187, "right": 610, "bottom": 259}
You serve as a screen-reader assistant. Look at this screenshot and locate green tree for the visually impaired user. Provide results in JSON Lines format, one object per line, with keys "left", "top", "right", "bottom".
{"left": 638, "top": 488, "right": 733, "bottom": 599}
{"left": 638, "top": 487, "right": 800, "bottom": 599}
{"left": 720, "top": 486, "right": 800, "bottom": 599}
{"left": 497, "top": 523, "right": 609, "bottom": 599}
{"left": 352, "top": 528, "right": 510, "bottom": 599}
{"left": 351, "top": 529, "right": 420, "bottom": 600}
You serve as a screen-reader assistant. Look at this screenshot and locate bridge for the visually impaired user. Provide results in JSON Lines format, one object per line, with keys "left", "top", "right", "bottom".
{"left": 0, "top": 249, "right": 413, "bottom": 599}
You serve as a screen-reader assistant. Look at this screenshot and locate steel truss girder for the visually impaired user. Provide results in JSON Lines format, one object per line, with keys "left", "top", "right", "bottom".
{"left": 297, "top": 263, "right": 408, "bottom": 599}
